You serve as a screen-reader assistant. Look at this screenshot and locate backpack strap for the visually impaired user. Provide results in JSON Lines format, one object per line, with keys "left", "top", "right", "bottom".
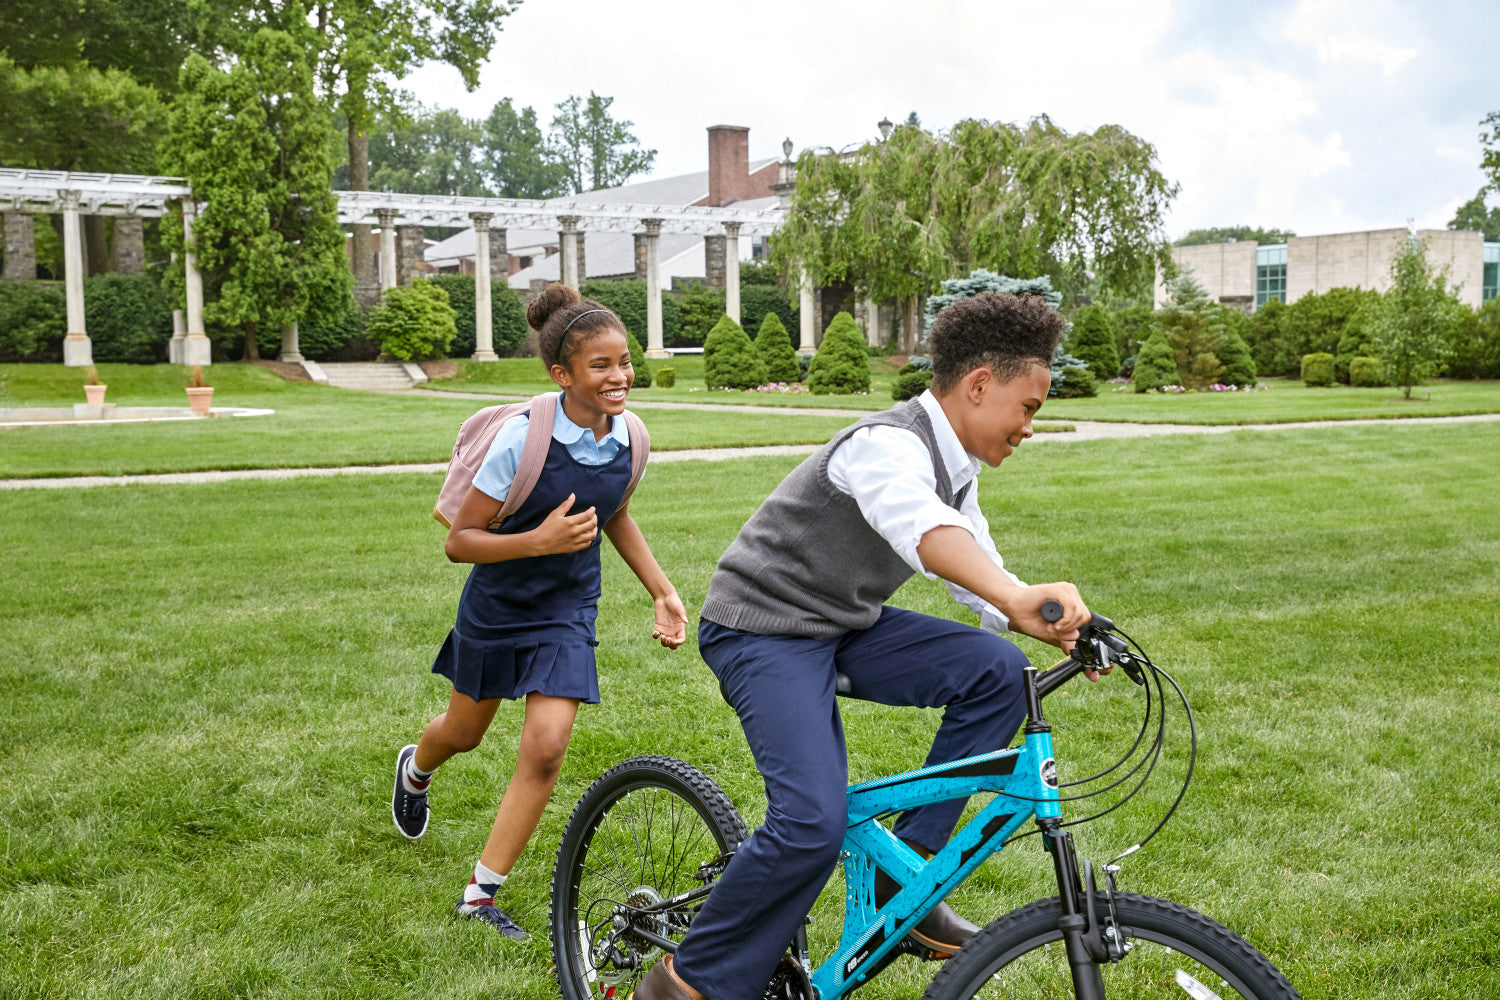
{"left": 618, "top": 409, "right": 651, "bottom": 512}
{"left": 492, "top": 392, "right": 560, "bottom": 528}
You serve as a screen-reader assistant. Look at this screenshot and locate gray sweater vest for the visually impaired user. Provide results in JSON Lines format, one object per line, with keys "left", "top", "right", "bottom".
{"left": 701, "top": 400, "right": 969, "bottom": 638}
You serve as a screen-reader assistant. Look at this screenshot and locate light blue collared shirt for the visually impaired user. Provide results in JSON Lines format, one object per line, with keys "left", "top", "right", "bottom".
{"left": 472, "top": 395, "right": 631, "bottom": 501}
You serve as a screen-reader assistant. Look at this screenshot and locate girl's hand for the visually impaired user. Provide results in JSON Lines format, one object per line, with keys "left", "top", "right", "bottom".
{"left": 651, "top": 592, "right": 688, "bottom": 649}
{"left": 530, "top": 494, "right": 597, "bottom": 555}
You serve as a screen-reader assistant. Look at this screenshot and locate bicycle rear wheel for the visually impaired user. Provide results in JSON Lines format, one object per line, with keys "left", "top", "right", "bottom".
{"left": 923, "top": 893, "right": 1299, "bottom": 1000}
{"left": 550, "top": 755, "right": 748, "bottom": 1000}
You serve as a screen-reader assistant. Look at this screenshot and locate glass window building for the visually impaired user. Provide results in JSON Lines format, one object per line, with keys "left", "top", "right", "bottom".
{"left": 1256, "top": 244, "right": 1287, "bottom": 308}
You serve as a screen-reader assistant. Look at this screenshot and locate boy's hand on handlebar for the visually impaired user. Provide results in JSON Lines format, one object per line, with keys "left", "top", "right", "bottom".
{"left": 652, "top": 591, "right": 688, "bottom": 649}
{"left": 1004, "top": 584, "right": 1089, "bottom": 650}
{"left": 530, "top": 494, "right": 598, "bottom": 555}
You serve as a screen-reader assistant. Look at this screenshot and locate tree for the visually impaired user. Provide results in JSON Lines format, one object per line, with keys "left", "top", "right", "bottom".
{"left": 244, "top": 0, "right": 520, "bottom": 283}
{"left": 754, "top": 312, "right": 799, "bottom": 383}
{"left": 1447, "top": 192, "right": 1500, "bottom": 242}
{"left": 806, "top": 312, "right": 871, "bottom": 395}
{"left": 352, "top": 102, "right": 493, "bottom": 197}
{"left": 550, "top": 92, "right": 657, "bottom": 193}
{"left": 1368, "top": 236, "right": 1457, "bottom": 398}
{"left": 484, "top": 98, "right": 568, "bottom": 198}
{"left": 1174, "top": 226, "right": 1295, "bottom": 247}
{"left": 1067, "top": 305, "right": 1121, "bottom": 380}
{"left": 1155, "top": 274, "right": 1224, "bottom": 389}
{"left": 1244, "top": 296, "right": 1287, "bottom": 375}
{"left": 1279, "top": 287, "right": 1378, "bottom": 377}
{"left": 1112, "top": 302, "right": 1157, "bottom": 361}
{"left": 1216, "top": 324, "right": 1257, "bottom": 387}
{"left": 703, "top": 316, "right": 766, "bottom": 390}
{"left": 163, "top": 28, "right": 352, "bottom": 361}
{"left": 1443, "top": 298, "right": 1500, "bottom": 380}
{"left": 0, "top": 0, "right": 216, "bottom": 94}
{"left": 772, "top": 115, "right": 1177, "bottom": 311}
{"left": 0, "top": 57, "right": 167, "bottom": 174}
{"left": 1133, "top": 328, "right": 1178, "bottom": 392}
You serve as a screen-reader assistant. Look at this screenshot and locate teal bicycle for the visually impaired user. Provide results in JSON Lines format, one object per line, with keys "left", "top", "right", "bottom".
{"left": 549, "top": 608, "right": 1299, "bottom": 1000}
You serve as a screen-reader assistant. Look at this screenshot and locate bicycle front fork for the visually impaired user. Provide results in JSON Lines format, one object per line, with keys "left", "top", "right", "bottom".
{"left": 1040, "top": 817, "right": 1126, "bottom": 1000}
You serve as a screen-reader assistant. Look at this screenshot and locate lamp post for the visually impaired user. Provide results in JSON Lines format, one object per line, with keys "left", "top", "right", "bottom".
{"left": 878, "top": 117, "right": 893, "bottom": 141}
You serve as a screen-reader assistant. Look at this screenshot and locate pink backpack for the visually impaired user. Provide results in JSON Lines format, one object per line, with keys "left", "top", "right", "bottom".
{"left": 434, "top": 391, "right": 650, "bottom": 530}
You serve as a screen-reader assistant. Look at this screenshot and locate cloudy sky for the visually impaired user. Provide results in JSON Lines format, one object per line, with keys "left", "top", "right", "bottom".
{"left": 404, "top": 0, "right": 1498, "bottom": 241}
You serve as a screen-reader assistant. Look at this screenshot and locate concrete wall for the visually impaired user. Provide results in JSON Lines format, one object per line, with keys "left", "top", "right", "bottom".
{"left": 1285, "top": 228, "right": 1406, "bottom": 303}
{"left": 1418, "top": 228, "right": 1484, "bottom": 308}
{"left": 1159, "top": 241, "right": 1256, "bottom": 306}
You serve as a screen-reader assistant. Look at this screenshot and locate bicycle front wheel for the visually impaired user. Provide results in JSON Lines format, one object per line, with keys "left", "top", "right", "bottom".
{"left": 923, "top": 893, "right": 1300, "bottom": 1000}
{"left": 550, "top": 755, "right": 748, "bottom": 1000}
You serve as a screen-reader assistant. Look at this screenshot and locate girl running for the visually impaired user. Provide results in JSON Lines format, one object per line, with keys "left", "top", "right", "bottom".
{"left": 392, "top": 283, "right": 688, "bottom": 938}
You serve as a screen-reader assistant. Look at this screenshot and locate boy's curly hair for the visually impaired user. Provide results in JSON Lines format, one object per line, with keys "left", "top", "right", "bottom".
{"left": 926, "top": 292, "right": 1064, "bottom": 393}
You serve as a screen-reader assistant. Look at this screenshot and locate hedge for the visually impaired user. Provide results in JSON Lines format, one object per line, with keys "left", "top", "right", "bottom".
{"left": 424, "top": 274, "right": 530, "bottom": 358}
{"left": 625, "top": 328, "right": 652, "bottom": 388}
{"left": 891, "top": 367, "right": 933, "bottom": 401}
{"left": 806, "top": 312, "right": 870, "bottom": 395}
{"left": 1349, "top": 356, "right": 1387, "bottom": 387}
{"left": 703, "top": 315, "right": 766, "bottom": 389}
{"left": 0, "top": 281, "right": 65, "bottom": 361}
{"left": 0, "top": 275, "right": 175, "bottom": 364}
{"left": 365, "top": 279, "right": 457, "bottom": 361}
{"left": 578, "top": 280, "right": 685, "bottom": 349}
{"left": 740, "top": 285, "right": 799, "bottom": 341}
{"left": 1301, "top": 352, "right": 1336, "bottom": 387}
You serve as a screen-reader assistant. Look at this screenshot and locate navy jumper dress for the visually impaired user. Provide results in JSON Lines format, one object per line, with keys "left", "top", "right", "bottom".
{"left": 431, "top": 434, "right": 633, "bottom": 705}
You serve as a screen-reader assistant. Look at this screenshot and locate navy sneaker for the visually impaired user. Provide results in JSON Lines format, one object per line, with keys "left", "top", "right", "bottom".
{"left": 457, "top": 899, "right": 529, "bottom": 939}
{"left": 392, "top": 744, "right": 429, "bottom": 839}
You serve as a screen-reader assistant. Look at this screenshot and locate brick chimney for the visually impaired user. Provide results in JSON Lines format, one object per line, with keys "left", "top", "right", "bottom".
{"left": 707, "top": 125, "right": 750, "bottom": 207}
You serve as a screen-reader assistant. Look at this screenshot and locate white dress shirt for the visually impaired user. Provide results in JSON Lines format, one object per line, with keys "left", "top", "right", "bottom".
{"left": 826, "top": 390, "right": 1024, "bottom": 632}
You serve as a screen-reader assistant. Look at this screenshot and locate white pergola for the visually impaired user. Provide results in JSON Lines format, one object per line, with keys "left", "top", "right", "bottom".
{"left": 0, "top": 168, "right": 805, "bottom": 366}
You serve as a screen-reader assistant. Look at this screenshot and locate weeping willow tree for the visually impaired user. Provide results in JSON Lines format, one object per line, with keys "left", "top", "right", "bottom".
{"left": 770, "top": 116, "right": 1177, "bottom": 335}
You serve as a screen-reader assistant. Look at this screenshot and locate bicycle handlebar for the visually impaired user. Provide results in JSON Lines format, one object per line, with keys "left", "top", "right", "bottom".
{"left": 1035, "top": 600, "right": 1145, "bottom": 695}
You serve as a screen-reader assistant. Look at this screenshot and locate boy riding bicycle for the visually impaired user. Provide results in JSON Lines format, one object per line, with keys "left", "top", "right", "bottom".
{"left": 635, "top": 292, "right": 1095, "bottom": 1000}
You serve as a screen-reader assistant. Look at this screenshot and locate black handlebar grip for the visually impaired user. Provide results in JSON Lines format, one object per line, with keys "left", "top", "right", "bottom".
{"left": 1040, "top": 600, "right": 1064, "bottom": 622}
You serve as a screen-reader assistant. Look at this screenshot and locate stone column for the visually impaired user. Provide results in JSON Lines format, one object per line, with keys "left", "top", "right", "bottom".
{"left": 168, "top": 251, "right": 186, "bottom": 363}
{"left": 3, "top": 212, "right": 36, "bottom": 280}
{"left": 724, "top": 222, "right": 742, "bottom": 324}
{"left": 59, "top": 191, "right": 92, "bottom": 366}
{"left": 558, "top": 215, "right": 580, "bottom": 288}
{"left": 704, "top": 234, "right": 727, "bottom": 288}
{"left": 112, "top": 215, "right": 145, "bottom": 275}
{"left": 634, "top": 232, "right": 649, "bottom": 280}
{"left": 642, "top": 219, "right": 668, "bottom": 358}
{"left": 576, "top": 229, "right": 587, "bottom": 285}
{"left": 376, "top": 209, "right": 398, "bottom": 291}
{"left": 279, "top": 321, "right": 303, "bottom": 363}
{"left": 181, "top": 200, "right": 211, "bottom": 367}
{"left": 397, "top": 223, "right": 424, "bottom": 285}
{"left": 490, "top": 226, "right": 508, "bottom": 280}
{"left": 470, "top": 212, "right": 498, "bottom": 361}
{"left": 797, "top": 268, "right": 817, "bottom": 354}
{"left": 863, "top": 296, "right": 880, "bottom": 346}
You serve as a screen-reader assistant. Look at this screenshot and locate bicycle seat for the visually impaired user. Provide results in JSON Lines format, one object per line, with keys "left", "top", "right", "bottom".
{"left": 718, "top": 673, "right": 854, "bottom": 706}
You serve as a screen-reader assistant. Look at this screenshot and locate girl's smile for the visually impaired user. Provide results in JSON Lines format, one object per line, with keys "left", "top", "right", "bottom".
{"left": 552, "top": 328, "right": 634, "bottom": 439}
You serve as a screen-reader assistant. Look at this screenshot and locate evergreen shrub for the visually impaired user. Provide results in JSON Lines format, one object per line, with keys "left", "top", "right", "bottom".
{"left": 806, "top": 312, "right": 871, "bottom": 395}
{"left": 892, "top": 368, "right": 934, "bottom": 401}
{"left": 365, "top": 279, "right": 457, "bottom": 361}
{"left": 0, "top": 281, "right": 65, "bottom": 361}
{"left": 82, "top": 273, "right": 173, "bottom": 363}
{"left": 1216, "top": 326, "right": 1257, "bottom": 387}
{"left": 1056, "top": 366, "right": 1097, "bottom": 398}
{"left": 1349, "top": 356, "right": 1387, "bottom": 387}
{"left": 1067, "top": 305, "right": 1121, "bottom": 380}
{"left": 625, "top": 328, "right": 652, "bottom": 388}
{"left": 297, "top": 295, "right": 364, "bottom": 360}
{"left": 655, "top": 366, "right": 675, "bottom": 388}
{"left": 703, "top": 315, "right": 766, "bottom": 389}
{"left": 740, "top": 285, "right": 798, "bottom": 340}
{"left": 754, "top": 312, "right": 800, "bottom": 383}
{"left": 1301, "top": 352, "right": 1336, "bottom": 387}
{"left": 1133, "top": 329, "right": 1178, "bottom": 392}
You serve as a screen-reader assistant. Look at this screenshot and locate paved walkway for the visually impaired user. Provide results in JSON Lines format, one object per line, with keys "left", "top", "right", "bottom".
{"left": 4, "top": 412, "right": 1496, "bottom": 491}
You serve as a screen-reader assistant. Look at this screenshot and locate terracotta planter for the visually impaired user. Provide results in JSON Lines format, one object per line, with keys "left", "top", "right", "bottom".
{"left": 185, "top": 386, "right": 214, "bottom": 416}
{"left": 84, "top": 384, "right": 107, "bottom": 405}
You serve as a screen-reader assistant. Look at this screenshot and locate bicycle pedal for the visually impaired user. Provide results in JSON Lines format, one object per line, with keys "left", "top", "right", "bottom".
{"left": 899, "top": 938, "right": 954, "bottom": 962}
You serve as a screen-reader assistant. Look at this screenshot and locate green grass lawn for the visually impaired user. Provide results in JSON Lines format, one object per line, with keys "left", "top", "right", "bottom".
{"left": 0, "top": 364, "right": 861, "bottom": 478}
{"left": 2, "top": 421, "right": 1496, "bottom": 998}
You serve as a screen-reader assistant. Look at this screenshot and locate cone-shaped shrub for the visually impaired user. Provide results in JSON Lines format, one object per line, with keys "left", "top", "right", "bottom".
{"left": 625, "top": 328, "right": 652, "bottom": 387}
{"left": 1132, "top": 328, "right": 1179, "bottom": 393}
{"left": 1068, "top": 305, "right": 1121, "bottom": 380}
{"left": 806, "top": 312, "right": 870, "bottom": 395}
{"left": 1216, "top": 327, "right": 1256, "bottom": 387}
{"left": 703, "top": 314, "right": 767, "bottom": 389}
{"left": 754, "top": 311, "right": 800, "bottom": 383}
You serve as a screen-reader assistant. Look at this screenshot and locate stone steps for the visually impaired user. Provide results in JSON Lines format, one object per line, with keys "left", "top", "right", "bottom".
{"left": 314, "top": 361, "right": 426, "bottom": 392}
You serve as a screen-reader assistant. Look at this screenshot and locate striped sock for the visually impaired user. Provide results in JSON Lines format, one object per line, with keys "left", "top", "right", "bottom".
{"left": 401, "top": 755, "right": 434, "bottom": 796}
{"left": 459, "top": 860, "right": 507, "bottom": 914}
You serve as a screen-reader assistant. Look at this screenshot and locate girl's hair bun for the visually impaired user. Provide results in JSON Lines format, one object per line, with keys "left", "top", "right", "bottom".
{"left": 527, "top": 282, "right": 581, "bottom": 331}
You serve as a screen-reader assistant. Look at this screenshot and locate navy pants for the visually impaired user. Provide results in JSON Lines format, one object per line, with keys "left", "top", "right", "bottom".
{"left": 674, "top": 606, "right": 1029, "bottom": 1000}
